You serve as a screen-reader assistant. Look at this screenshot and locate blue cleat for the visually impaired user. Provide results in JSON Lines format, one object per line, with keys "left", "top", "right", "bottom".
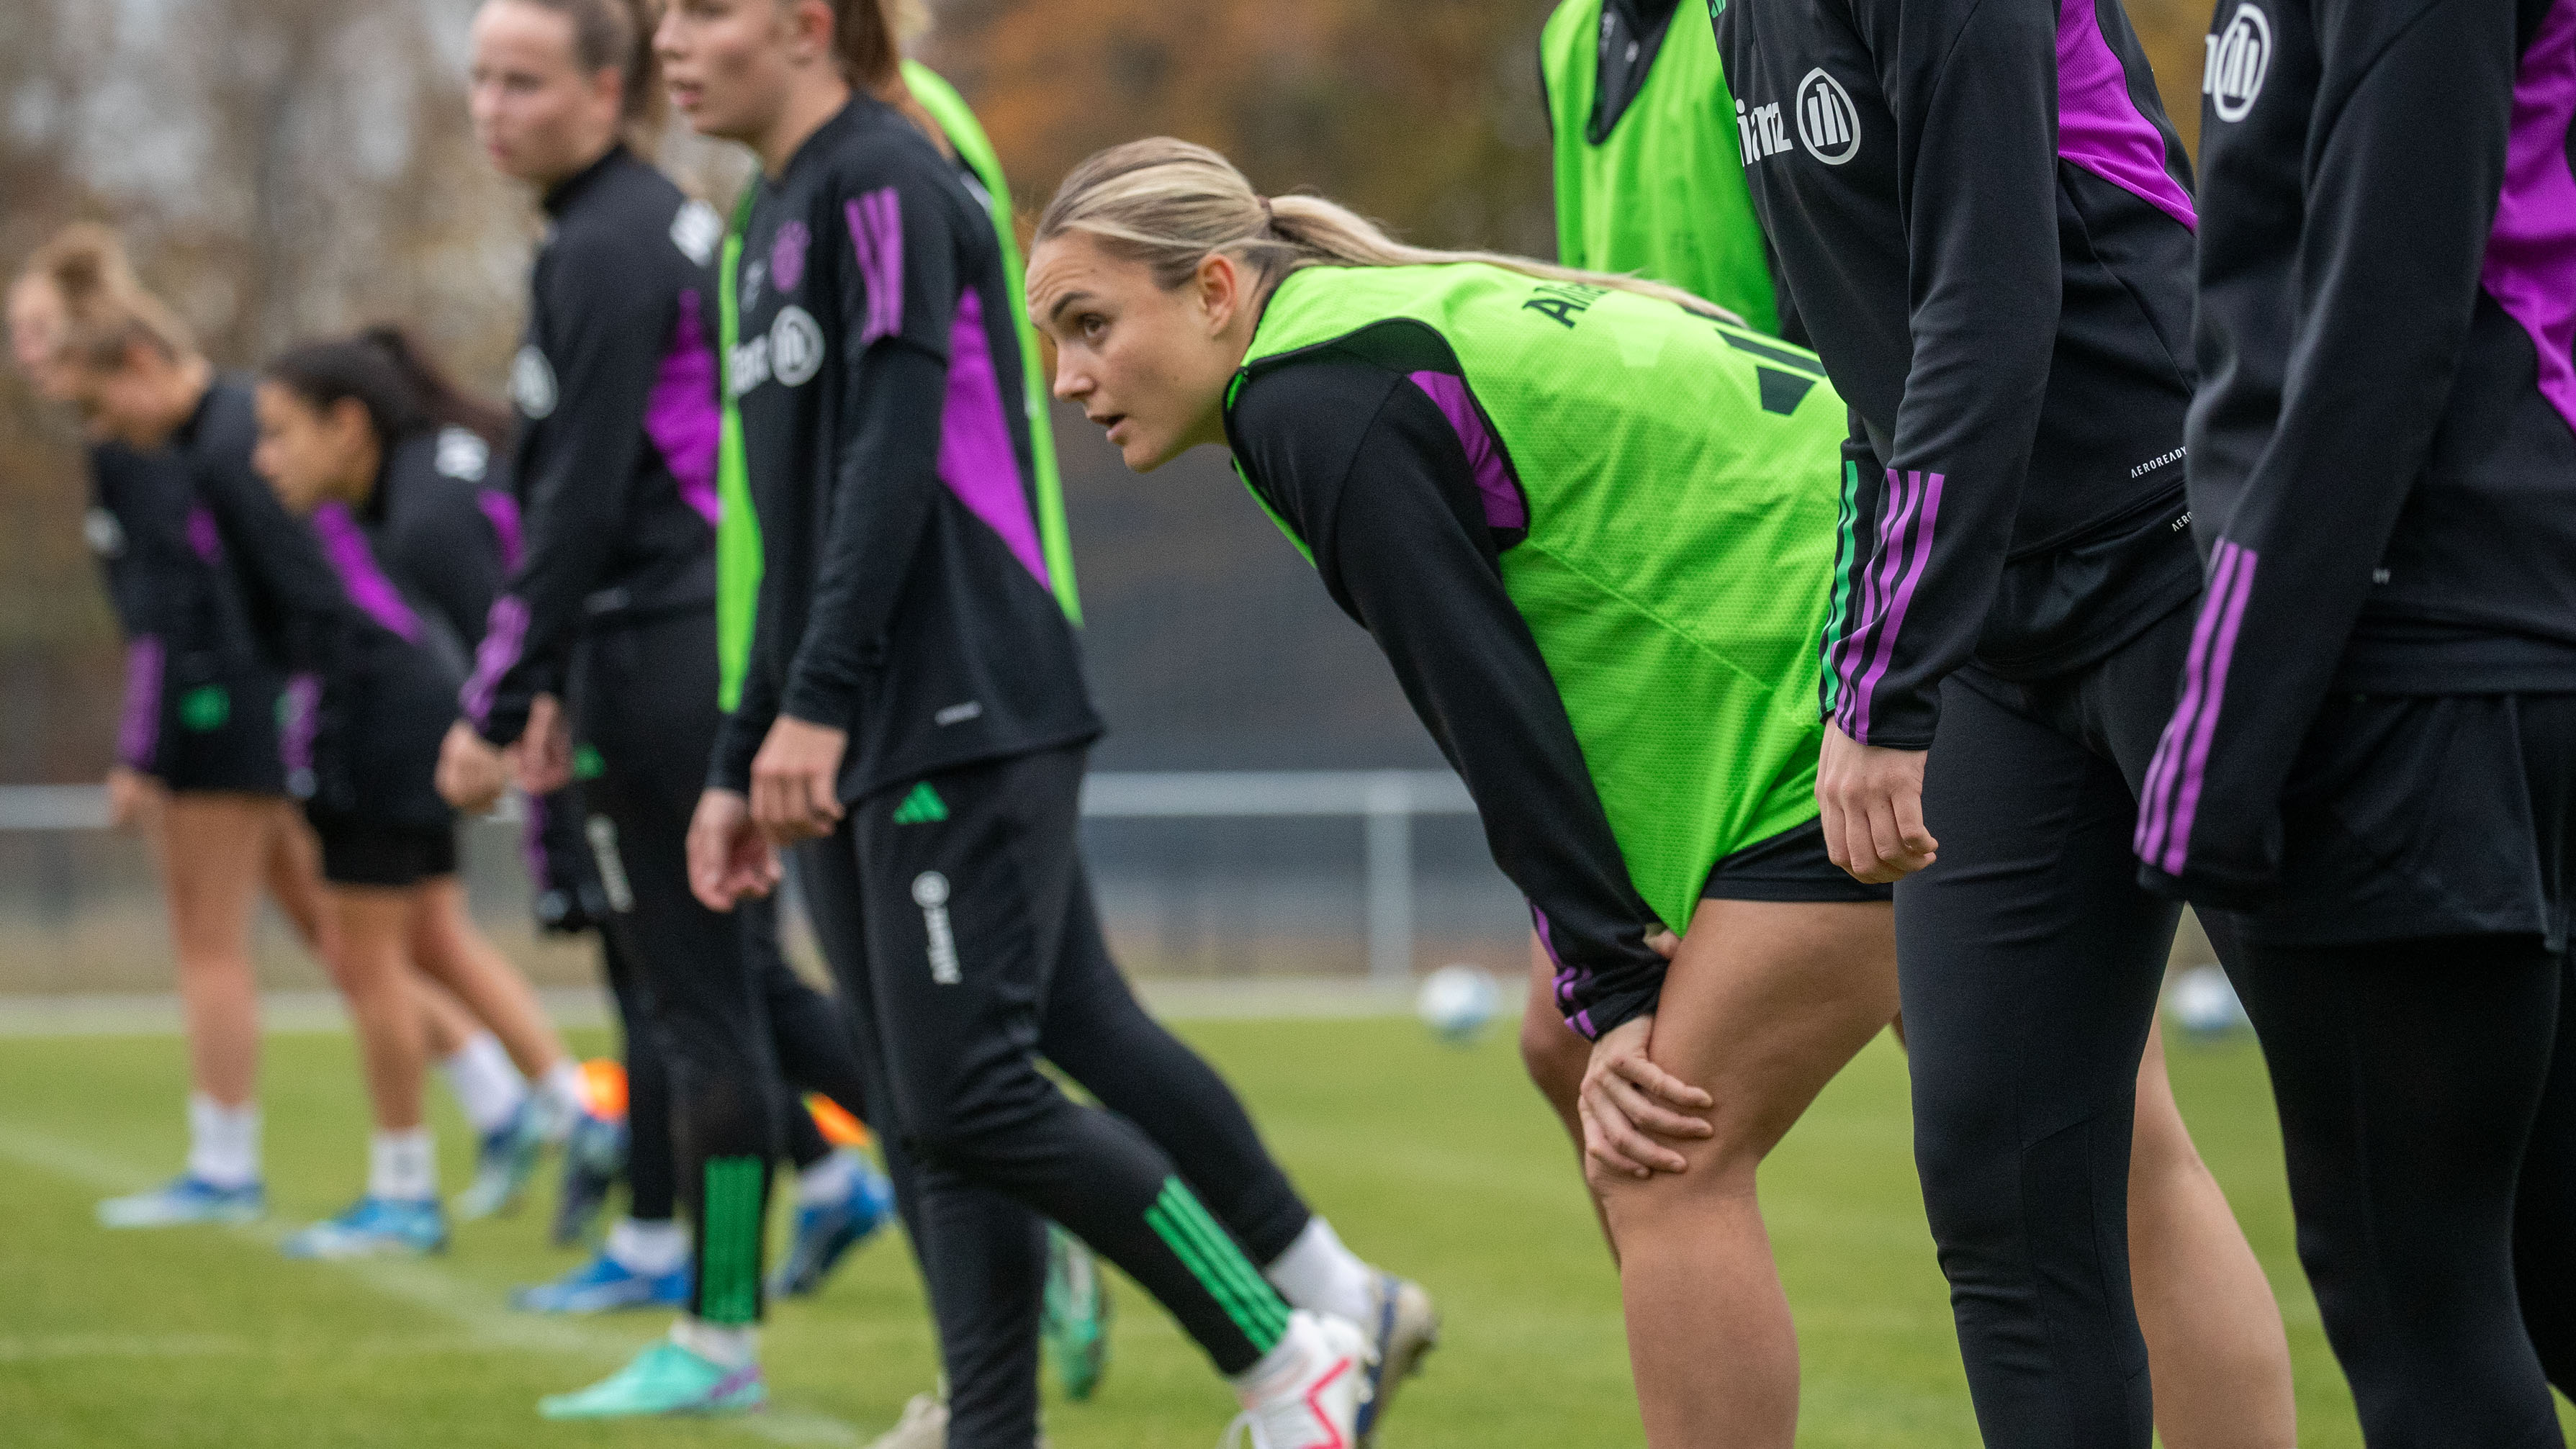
{"left": 456, "top": 1097, "right": 549, "bottom": 1222}
{"left": 770, "top": 1149, "right": 894, "bottom": 1299}
{"left": 538, "top": 1340, "right": 765, "bottom": 1419}
{"left": 513, "top": 1248, "right": 690, "bottom": 1314}
{"left": 279, "top": 1196, "right": 447, "bottom": 1259}
{"left": 97, "top": 1175, "right": 265, "bottom": 1229}
{"left": 551, "top": 1108, "right": 627, "bottom": 1247}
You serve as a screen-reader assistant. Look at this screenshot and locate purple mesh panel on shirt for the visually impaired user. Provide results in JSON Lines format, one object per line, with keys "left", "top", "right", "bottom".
{"left": 462, "top": 595, "right": 531, "bottom": 727}
{"left": 120, "top": 636, "right": 164, "bottom": 769}
{"left": 2055, "top": 0, "right": 2197, "bottom": 231}
{"left": 1406, "top": 371, "right": 1528, "bottom": 530}
{"left": 477, "top": 491, "right": 524, "bottom": 571}
{"left": 2135, "top": 539, "right": 2257, "bottom": 874}
{"left": 1834, "top": 469, "right": 1945, "bottom": 744}
{"left": 310, "top": 501, "right": 422, "bottom": 644}
{"left": 847, "top": 189, "right": 905, "bottom": 348}
{"left": 2480, "top": 0, "right": 2576, "bottom": 437}
{"left": 646, "top": 291, "right": 724, "bottom": 530}
{"left": 186, "top": 505, "right": 223, "bottom": 564}
{"left": 938, "top": 289, "right": 1050, "bottom": 588}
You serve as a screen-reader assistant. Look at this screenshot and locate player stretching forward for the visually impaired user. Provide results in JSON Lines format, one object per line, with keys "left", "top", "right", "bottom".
{"left": 438, "top": 0, "right": 895, "bottom": 1335}
{"left": 663, "top": 5, "right": 1430, "bottom": 1445}
{"left": 2147, "top": 0, "right": 2576, "bottom": 1439}
{"left": 1528, "top": 6, "right": 2293, "bottom": 1445}
{"left": 1713, "top": 1, "right": 2283, "bottom": 1443}
{"left": 6, "top": 241, "right": 554, "bottom": 1229}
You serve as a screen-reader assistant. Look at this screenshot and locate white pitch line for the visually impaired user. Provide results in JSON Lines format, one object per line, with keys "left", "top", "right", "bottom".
{"left": 0, "top": 1121, "right": 865, "bottom": 1448}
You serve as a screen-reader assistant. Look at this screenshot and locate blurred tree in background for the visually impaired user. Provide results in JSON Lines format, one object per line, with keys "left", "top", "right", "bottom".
{"left": 0, "top": 0, "right": 2216, "bottom": 783}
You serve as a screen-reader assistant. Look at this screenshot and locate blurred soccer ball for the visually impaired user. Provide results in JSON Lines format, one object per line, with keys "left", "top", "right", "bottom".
{"left": 2166, "top": 964, "right": 2250, "bottom": 1040}
{"left": 1416, "top": 963, "right": 1500, "bottom": 1044}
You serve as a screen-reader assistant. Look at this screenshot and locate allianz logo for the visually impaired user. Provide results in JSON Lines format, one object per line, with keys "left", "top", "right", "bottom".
{"left": 1738, "top": 68, "right": 1862, "bottom": 167}
{"left": 2205, "top": 4, "right": 2271, "bottom": 124}
{"left": 729, "top": 305, "right": 825, "bottom": 397}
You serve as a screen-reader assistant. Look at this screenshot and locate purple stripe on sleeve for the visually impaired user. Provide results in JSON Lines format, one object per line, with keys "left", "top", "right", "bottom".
{"left": 521, "top": 798, "right": 551, "bottom": 890}
{"left": 279, "top": 672, "right": 321, "bottom": 784}
{"left": 2157, "top": 544, "right": 2257, "bottom": 875}
{"left": 477, "top": 491, "right": 524, "bottom": 572}
{"left": 1847, "top": 469, "right": 1945, "bottom": 743}
{"left": 310, "top": 502, "right": 422, "bottom": 644}
{"left": 938, "top": 289, "right": 1051, "bottom": 589}
{"left": 2054, "top": 0, "right": 2198, "bottom": 232}
{"left": 1531, "top": 902, "right": 1588, "bottom": 1014}
{"left": 1832, "top": 469, "right": 1912, "bottom": 739}
{"left": 645, "top": 290, "right": 724, "bottom": 531}
{"left": 461, "top": 595, "right": 531, "bottom": 728}
{"left": 1407, "top": 371, "right": 1528, "bottom": 530}
{"left": 2133, "top": 541, "right": 2246, "bottom": 864}
{"left": 119, "top": 636, "right": 164, "bottom": 769}
{"left": 186, "top": 505, "right": 223, "bottom": 564}
{"left": 2478, "top": 0, "right": 2576, "bottom": 437}
{"left": 846, "top": 188, "right": 905, "bottom": 348}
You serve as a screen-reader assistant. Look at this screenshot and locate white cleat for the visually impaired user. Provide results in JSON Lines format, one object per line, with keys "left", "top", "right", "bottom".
{"left": 1223, "top": 1311, "right": 1374, "bottom": 1449}
{"left": 865, "top": 1392, "right": 947, "bottom": 1449}
{"left": 1355, "top": 1274, "right": 1439, "bottom": 1445}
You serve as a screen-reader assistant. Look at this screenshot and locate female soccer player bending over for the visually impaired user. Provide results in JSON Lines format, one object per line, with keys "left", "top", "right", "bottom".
{"left": 247, "top": 332, "right": 583, "bottom": 1255}
{"left": 1025, "top": 138, "right": 1901, "bottom": 1448}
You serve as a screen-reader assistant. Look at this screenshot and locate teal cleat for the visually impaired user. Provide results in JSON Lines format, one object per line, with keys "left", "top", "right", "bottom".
{"left": 538, "top": 1340, "right": 766, "bottom": 1419}
{"left": 279, "top": 1196, "right": 447, "bottom": 1259}
{"left": 456, "top": 1098, "right": 549, "bottom": 1222}
{"left": 1040, "top": 1224, "right": 1112, "bottom": 1401}
{"left": 97, "top": 1175, "right": 264, "bottom": 1229}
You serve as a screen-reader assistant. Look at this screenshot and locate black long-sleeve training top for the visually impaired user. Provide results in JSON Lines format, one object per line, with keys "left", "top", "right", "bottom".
{"left": 1713, "top": 0, "right": 2205, "bottom": 748}
{"left": 713, "top": 96, "right": 1098, "bottom": 800}
{"left": 461, "top": 145, "right": 730, "bottom": 746}
{"left": 305, "top": 428, "right": 512, "bottom": 828}
{"left": 2133, "top": 0, "right": 2576, "bottom": 902}
{"left": 86, "top": 438, "right": 269, "bottom": 777}
{"left": 1229, "top": 347, "right": 1674, "bottom": 1037}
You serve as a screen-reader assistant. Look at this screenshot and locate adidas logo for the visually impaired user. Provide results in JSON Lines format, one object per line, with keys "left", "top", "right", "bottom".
{"left": 891, "top": 781, "right": 947, "bottom": 826}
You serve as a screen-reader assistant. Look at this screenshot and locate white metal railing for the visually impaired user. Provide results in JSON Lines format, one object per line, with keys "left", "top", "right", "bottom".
{"left": 0, "top": 770, "right": 1482, "bottom": 981}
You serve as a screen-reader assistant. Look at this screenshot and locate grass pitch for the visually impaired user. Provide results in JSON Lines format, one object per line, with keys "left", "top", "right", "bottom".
{"left": 0, "top": 1011, "right": 2562, "bottom": 1447}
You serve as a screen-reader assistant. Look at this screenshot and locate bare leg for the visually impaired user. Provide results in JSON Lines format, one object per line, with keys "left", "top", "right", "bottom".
{"left": 2129, "top": 1016, "right": 2297, "bottom": 1449}
{"left": 418, "top": 977, "right": 477, "bottom": 1058}
{"left": 1590, "top": 898, "right": 1899, "bottom": 1449}
{"left": 1520, "top": 934, "right": 1619, "bottom": 1260}
{"left": 404, "top": 876, "right": 566, "bottom": 1080}
{"left": 160, "top": 795, "right": 276, "bottom": 1109}
{"left": 329, "top": 887, "right": 427, "bottom": 1132}
{"left": 258, "top": 803, "right": 334, "bottom": 958}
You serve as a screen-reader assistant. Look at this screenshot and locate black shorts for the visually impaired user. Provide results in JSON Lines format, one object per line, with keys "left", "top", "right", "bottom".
{"left": 2228, "top": 692, "right": 2576, "bottom": 951}
{"left": 159, "top": 674, "right": 291, "bottom": 797}
{"left": 1703, "top": 819, "right": 1895, "bottom": 903}
{"left": 307, "top": 813, "right": 458, "bottom": 889}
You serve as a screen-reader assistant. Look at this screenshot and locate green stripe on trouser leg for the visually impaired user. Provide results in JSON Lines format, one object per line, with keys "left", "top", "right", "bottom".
{"left": 698, "top": 1156, "right": 767, "bottom": 1327}
{"left": 1143, "top": 1177, "right": 1289, "bottom": 1351}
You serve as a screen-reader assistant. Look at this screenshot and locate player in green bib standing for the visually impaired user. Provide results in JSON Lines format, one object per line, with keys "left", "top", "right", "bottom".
{"left": 1030, "top": 137, "right": 1900, "bottom": 1448}
{"left": 1527, "top": 9, "right": 2294, "bottom": 1445}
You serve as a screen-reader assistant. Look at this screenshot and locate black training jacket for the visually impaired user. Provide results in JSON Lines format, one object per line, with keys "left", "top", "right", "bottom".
{"left": 2134, "top": 0, "right": 2576, "bottom": 903}
{"left": 1713, "top": 0, "right": 2205, "bottom": 749}
{"left": 713, "top": 96, "right": 1099, "bottom": 800}
{"left": 463, "top": 145, "right": 730, "bottom": 746}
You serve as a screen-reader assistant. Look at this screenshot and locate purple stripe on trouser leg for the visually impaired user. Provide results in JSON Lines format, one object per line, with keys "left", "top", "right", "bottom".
{"left": 2134, "top": 540, "right": 2244, "bottom": 863}
{"left": 2158, "top": 545, "right": 2258, "bottom": 875}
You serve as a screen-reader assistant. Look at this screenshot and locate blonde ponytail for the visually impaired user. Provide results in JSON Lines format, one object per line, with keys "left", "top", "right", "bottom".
{"left": 1035, "top": 138, "right": 1740, "bottom": 324}
{"left": 19, "top": 223, "right": 198, "bottom": 371}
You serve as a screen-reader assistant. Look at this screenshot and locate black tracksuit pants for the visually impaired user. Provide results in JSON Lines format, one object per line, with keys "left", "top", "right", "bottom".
{"left": 1898, "top": 601, "right": 2202, "bottom": 1449}
{"left": 796, "top": 744, "right": 1313, "bottom": 1449}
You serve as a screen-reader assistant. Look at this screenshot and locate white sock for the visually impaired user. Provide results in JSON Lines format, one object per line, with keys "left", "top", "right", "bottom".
{"left": 186, "top": 1093, "right": 261, "bottom": 1189}
{"left": 367, "top": 1128, "right": 437, "bottom": 1202}
{"left": 796, "top": 1148, "right": 860, "bottom": 1206}
{"left": 439, "top": 1032, "right": 528, "bottom": 1136}
{"left": 539, "top": 1060, "right": 587, "bottom": 1136}
{"left": 1228, "top": 1311, "right": 1321, "bottom": 1399}
{"left": 606, "top": 1216, "right": 690, "bottom": 1276}
{"left": 1264, "top": 1217, "right": 1377, "bottom": 1324}
{"left": 671, "top": 1316, "right": 757, "bottom": 1370}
